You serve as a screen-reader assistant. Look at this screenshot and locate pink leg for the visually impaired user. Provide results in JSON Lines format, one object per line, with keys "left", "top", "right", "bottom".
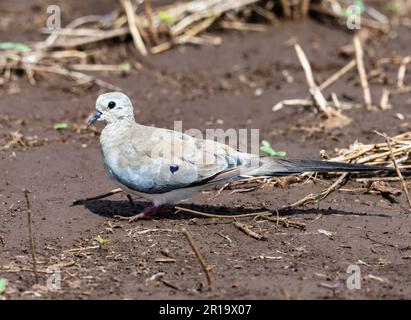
{"left": 127, "top": 204, "right": 160, "bottom": 222}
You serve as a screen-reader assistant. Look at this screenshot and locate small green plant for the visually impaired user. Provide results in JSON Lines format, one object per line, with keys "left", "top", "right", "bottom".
{"left": 158, "top": 11, "right": 177, "bottom": 25}
{"left": 95, "top": 235, "right": 110, "bottom": 246}
{"left": 53, "top": 122, "right": 69, "bottom": 130}
{"left": 0, "top": 42, "right": 30, "bottom": 53}
{"left": 260, "top": 140, "right": 286, "bottom": 157}
{"left": 118, "top": 63, "right": 131, "bottom": 72}
{"left": 341, "top": 0, "right": 365, "bottom": 17}
{"left": 0, "top": 278, "right": 7, "bottom": 294}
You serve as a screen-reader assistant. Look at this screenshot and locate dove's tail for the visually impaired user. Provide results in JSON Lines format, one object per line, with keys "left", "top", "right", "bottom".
{"left": 250, "top": 157, "right": 393, "bottom": 176}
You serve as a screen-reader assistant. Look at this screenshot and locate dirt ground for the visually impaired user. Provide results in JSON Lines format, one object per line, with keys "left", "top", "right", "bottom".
{"left": 1, "top": 1, "right": 411, "bottom": 299}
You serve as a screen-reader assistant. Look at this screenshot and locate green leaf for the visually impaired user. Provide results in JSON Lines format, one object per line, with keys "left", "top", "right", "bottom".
{"left": 340, "top": 0, "right": 365, "bottom": 17}
{"left": 53, "top": 122, "right": 69, "bottom": 130}
{"left": 260, "top": 140, "right": 287, "bottom": 157}
{"left": 158, "top": 11, "right": 177, "bottom": 25}
{"left": 95, "top": 235, "right": 110, "bottom": 246}
{"left": 118, "top": 63, "right": 131, "bottom": 71}
{"left": 354, "top": 0, "right": 365, "bottom": 12}
{"left": 0, "top": 42, "right": 30, "bottom": 53}
{"left": 0, "top": 278, "right": 7, "bottom": 294}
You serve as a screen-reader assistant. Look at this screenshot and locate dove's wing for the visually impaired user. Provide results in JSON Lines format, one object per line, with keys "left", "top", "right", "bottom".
{"left": 103, "top": 124, "right": 256, "bottom": 194}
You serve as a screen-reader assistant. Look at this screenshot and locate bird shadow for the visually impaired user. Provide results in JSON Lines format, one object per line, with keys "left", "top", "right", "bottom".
{"left": 77, "top": 199, "right": 392, "bottom": 220}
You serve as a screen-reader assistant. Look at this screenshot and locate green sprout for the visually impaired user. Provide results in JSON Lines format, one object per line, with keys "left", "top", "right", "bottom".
{"left": 158, "top": 11, "right": 177, "bottom": 25}
{"left": 118, "top": 63, "right": 131, "bottom": 72}
{"left": 341, "top": 0, "right": 365, "bottom": 17}
{"left": 0, "top": 278, "right": 7, "bottom": 294}
{"left": 260, "top": 140, "right": 286, "bottom": 157}
{"left": 53, "top": 122, "right": 69, "bottom": 130}
{"left": 95, "top": 235, "right": 110, "bottom": 246}
{"left": 0, "top": 42, "right": 30, "bottom": 53}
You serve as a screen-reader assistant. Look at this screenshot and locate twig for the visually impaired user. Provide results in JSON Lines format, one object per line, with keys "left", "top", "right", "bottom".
{"left": 160, "top": 279, "right": 181, "bottom": 290}
{"left": 0, "top": 268, "right": 49, "bottom": 274}
{"left": 155, "top": 258, "right": 176, "bottom": 263}
{"left": 48, "top": 27, "right": 129, "bottom": 49}
{"left": 136, "top": 228, "right": 179, "bottom": 234}
{"left": 63, "top": 245, "right": 100, "bottom": 253}
{"left": 233, "top": 222, "right": 266, "bottom": 240}
{"left": 41, "top": 28, "right": 110, "bottom": 37}
{"left": 251, "top": 5, "right": 278, "bottom": 25}
{"left": 379, "top": 88, "right": 391, "bottom": 110}
{"left": 319, "top": 59, "right": 356, "bottom": 91}
{"left": 309, "top": 5, "right": 389, "bottom": 32}
{"left": 281, "top": 173, "right": 349, "bottom": 210}
{"left": 259, "top": 215, "right": 306, "bottom": 230}
{"left": 126, "top": 194, "right": 134, "bottom": 204}
{"left": 174, "top": 206, "right": 271, "bottom": 219}
{"left": 397, "top": 56, "right": 411, "bottom": 88}
{"left": 378, "top": 132, "right": 411, "bottom": 212}
{"left": 0, "top": 262, "right": 75, "bottom": 274}
{"left": 272, "top": 99, "right": 313, "bottom": 112}
{"left": 69, "top": 64, "right": 131, "bottom": 72}
{"left": 280, "top": 0, "right": 291, "bottom": 18}
{"left": 182, "top": 228, "right": 213, "bottom": 290}
{"left": 356, "top": 177, "right": 402, "bottom": 183}
{"left": 143, "top": 0, "right": 159, "bottom": 45}
{"left": 121, "top": 0, "right": 148, "bottom": 56}
{"left": 24, "top": 189, "right": 39, "bottom": 284}
{"left": 151, "top": 15, "right": 218, "bottom": 54}
{"left": 294, "top": 43, "right": 332, "bottom": 117}
{"left": 354, "top": 36, "right": 373, "bottom": 110}
{"left": 44, "top": 14, "right": 114, "bottom": 47}
{"left": 364, "top": 233, "right": 411, "bottom": 250}
{"left": 30, "top": 64, "right": 121, "bottom": 91}
{"left": 220, "top": 21, "right": 266, "bottom": 32}
{"left": 301, "top": 0, "right": 310, "bottom": 17}
{"left": 72, "top": 188, "right": 123, "bottom": 205}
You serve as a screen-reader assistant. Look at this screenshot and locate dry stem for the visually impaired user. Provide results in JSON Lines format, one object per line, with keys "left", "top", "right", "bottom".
{"left": 182, "top": 228, "right": 213, "bottom": 290}
{"left": 121, "top": 0, "right": 148, "bottom": 56}
{"left": 294, "top": 43, "right": 332, "bottom": 117}
{"left": 233, "top": 222, "right": 266, "bottom": 240}
{"left": 354, "top": 36, "right": 373, "bottom": 109}
{"left": 72, "top": 188, "right": 123, "bottom": 205}
{"left": 24, "top": 189, "right": 39, "bottom": 284}
{"left": 378, "top": 132, "right": 411, "bottom": 212}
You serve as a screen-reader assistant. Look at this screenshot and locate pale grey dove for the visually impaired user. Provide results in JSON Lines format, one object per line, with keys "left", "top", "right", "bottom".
{"left": 88, "top": 92, "right": 391, "bottom": 221}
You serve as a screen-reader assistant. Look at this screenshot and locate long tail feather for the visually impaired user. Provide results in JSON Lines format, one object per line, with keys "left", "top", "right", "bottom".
{"left": 253, "top": 157, "right": 393, "bottom": 176}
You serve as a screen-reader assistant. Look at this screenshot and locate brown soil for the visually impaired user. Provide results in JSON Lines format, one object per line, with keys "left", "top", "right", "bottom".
{"left": 1, "top": 1, "right": 411, "bottom": 299}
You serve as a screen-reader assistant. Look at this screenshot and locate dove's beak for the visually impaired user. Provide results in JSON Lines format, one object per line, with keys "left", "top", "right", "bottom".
{"left": 87, "top": 110, "right": 102, "bottom": 127}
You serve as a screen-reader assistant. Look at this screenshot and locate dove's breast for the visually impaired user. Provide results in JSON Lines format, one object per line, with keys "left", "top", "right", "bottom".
{"left": 101, "top": 142, "right": 157, "bottom": 193}
{"left": 99, "top": 126, "right": 199, "bottom": 194}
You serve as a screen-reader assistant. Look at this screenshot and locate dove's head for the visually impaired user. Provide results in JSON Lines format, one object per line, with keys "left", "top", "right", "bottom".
{"left": 88, "top": 92, "right": 135, "bottom": 126}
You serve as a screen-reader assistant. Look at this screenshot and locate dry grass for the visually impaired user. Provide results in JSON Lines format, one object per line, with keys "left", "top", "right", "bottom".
{"left": 0, "top": 0, "right": 392, "bottom": 90}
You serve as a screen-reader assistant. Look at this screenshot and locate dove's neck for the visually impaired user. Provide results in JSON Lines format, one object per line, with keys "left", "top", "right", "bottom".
{"left": 100, "top": 118, "right": 141, "bottom": 150}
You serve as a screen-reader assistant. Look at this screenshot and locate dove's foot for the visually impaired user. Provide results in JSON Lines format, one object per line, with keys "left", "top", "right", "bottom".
{"left": 127, "top": 204, "right": 160, "bottom": 222}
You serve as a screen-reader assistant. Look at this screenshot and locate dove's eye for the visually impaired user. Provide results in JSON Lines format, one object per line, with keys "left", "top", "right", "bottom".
{"left": 108, "top": 101, "right": 116, "bottom": 109}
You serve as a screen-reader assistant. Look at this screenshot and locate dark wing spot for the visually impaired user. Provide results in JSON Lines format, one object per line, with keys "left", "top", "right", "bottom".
{"left": 170, "top": 164, "right": 179, "bottom": 174}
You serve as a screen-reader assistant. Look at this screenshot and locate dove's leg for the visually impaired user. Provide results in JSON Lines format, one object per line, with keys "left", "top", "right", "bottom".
{"left": 128, "top": 204, "right": 160, "bottom": 222}
{"left": 126, "top": 194, "right": 134, "bottom": 204}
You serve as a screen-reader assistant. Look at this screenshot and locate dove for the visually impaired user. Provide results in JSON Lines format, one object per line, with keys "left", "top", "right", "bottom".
{"left": 88, "top": 92, "right": 391, "bottom": 222}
